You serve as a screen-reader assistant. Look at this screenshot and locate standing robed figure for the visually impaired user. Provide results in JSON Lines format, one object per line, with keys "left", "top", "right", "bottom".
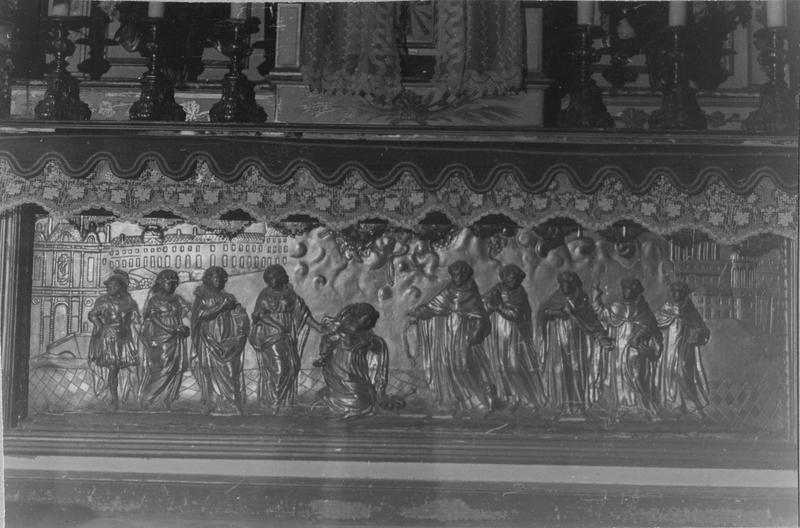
{"left": 655, "top": 281, "right": 711, "bottom": 418}
{"left": 139, "top": 269, "right": 191, "bottom": 411}
{"left": 483, "top": 264, "right": 546, "bottom": 411}
{"left": 249, "top": 264, "right": 324, "bottom": 413}
{"left": 191, "top": 266, "right": 249, "bottom": 414}
{"left": 537, "top": 271, "right": 611, "bottom": 416}
{"left": 594, "top": 278, "right": 663, "bottom": 418}
{"left": 407, "top": 260, "right": 497, "bottom": 413}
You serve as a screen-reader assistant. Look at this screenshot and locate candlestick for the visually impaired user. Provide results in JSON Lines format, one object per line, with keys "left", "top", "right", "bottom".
{"left": 744, "top": 27, "right": 796, "bottom": 133}
{"left": 147, "top": 2, "right": 165, "bottom": 19}
{"left": 210, "top": 18, "right": 267, "bottom": 123}
{"left": 34, "top": 17, "right": 91, "bottom": 120}
{"left": 668, "top": 1, "right": 687, "bottom": 27}
{"left": 649, "top": 27, "right": 706, "bottom": 130}
{"left": 50, "top": 0, "right": 70, "bottom": 17}
{"left": 577, "top": 1, "right": 594, "bottom": 26}
{"left": 231, "top": 3, "right": 251, "bottom": 20}
{"left": 129, "top": 18, "right": 186, "bottom": 122}
{"left": 766, "top": 0, "right": 787, "bottom": 28}
{"left": 558, "top": 25, "right": 614, "bottom": 129}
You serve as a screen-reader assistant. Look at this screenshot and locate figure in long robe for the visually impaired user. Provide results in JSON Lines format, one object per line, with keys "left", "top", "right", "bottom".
{"left": 537, "top": 271, "right": 611, "bottom": 416}
{"left": 249, "top": 264, "right": 324, "bottom": 413}
{"left": 191, "top": 266, "right": 249, "bottom": 415}
{"left": 139, "top": 269, "right": 190, "bottom": 411}
{"left": 407, "top": 260, "right": 497, "bottom": 413}
{"left": 483, "top": 264, "right": 546, "bottom": 411}
{"left": 88, "top": 270, "right": 140, "bottom": 410}
{"left": 655, "top": 281, "right": 711, "bottom": 418}
{"left": 594, "top": 278, "right": 663, "bottom": 418}
{"left": 314, "top": 303, "right": 404, "bottom": 418}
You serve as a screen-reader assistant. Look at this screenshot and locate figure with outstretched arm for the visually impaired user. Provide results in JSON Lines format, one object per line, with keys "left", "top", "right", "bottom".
{"left": 249, "top": 264, "right": 326, "bottom": 414}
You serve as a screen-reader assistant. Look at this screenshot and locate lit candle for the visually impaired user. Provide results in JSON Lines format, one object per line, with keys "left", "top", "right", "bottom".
{"left": 50, "top": 0, "right": 70, "bottom": 17}
{"left": 668, "top": 1, "right": 687, "bottom": 27}
{"left": 577, "top": 1, "right": 595, "bottom": 26}
{"left": 766, "top": 0, "right": 787, "bottom": 27}
{"left": 148, "top": 2, "right": 165, "bottom": 18}
{"left": 230, "top": 2, "right": 251, "bottom": 20}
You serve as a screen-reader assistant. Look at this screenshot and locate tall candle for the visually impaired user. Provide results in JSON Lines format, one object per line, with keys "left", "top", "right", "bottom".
{"left": 148, "top": 2, "right": 165, "bottom": 18}
{"left": 50, "top": 0, "right": 70, "bottom": 17}
{"left": 766, "top": 0, "right": 787, "bottom": 27}
{"left": 668, "top": 1, "right": 687, "bottom": 27}
{"left": 231, "top": 3, "right": 251, "bottom": 20}
{"left": 577, "top": 1, "right": 595, "bottom": 26}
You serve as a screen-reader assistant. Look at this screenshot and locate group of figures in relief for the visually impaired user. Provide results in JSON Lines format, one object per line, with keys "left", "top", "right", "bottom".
{"left": 405, "top": 261, "right": 712, "bottom": 421}
{"left": 88, "top": 260, "right": 711, "bottom": 421}
{"left": 88, "top": 265, "right": 400, "bottom": 418}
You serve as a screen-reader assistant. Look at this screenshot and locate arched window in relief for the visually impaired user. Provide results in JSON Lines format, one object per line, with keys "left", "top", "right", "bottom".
{"left": 165, "top": 256, "right": 171, "bottom": 267}
{"left": 239, "top": 257, "right": 245, "bottom": 268}
{"left": 222, "top": 255, "right": 228, "bottom": 267}
{"left": 185, "top": 256, "right": 191, "bottom": 269}
{"left": 196, "top": 255, "right": 202, "bottom": 268}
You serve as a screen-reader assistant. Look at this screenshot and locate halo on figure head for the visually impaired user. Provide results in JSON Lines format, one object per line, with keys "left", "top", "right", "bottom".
{"left": 202, "top": 266, "right": 228, "bottom": 286}
{"left": 620, "top": 277, "right": 644, "bottom": 297}
{"left": 263, "top": 264, "right": 289, "bottom": 286}
{"left": 103, "top": 269, "right": 130, "bottom": 290}
{"left": 499, "top": 263, "right": 525, "bottom": 282}
{"left": 448, "top": 260, "right": 473, "bottom": 280}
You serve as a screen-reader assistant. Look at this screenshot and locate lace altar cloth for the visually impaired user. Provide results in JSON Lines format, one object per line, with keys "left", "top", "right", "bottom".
{"left": 0, "top": 132, "right": 796, "bottom": 244}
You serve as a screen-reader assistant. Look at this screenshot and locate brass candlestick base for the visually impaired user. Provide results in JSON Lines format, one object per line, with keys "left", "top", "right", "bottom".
{"left": 210, "top": 19, "right": 266, "bottom": 123}
{"left": 558, "top": 25, "right": 614, "bottom": 129}
{"left": 34, "top": 16, "right": 91, "bottom": 121}
{"left": 130, "top": 19, "right": 185, "bottom": 122}
{"left": 744, "top": 27, "right": 796, "bottom": 134}
{"left": 649, "top": 27, "right": 706, "bottom": 131}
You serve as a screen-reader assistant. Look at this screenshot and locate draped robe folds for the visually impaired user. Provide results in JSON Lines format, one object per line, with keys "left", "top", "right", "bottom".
{"left": 139, "top": 292, "right": 190, "bottom": 408}
{"left": 318, "top": 329, "right": 389, "bottom": 418}
{"left": 191, "top": 285, "right": 249, "bottom": 413}
{"left": 537, "top": 290, "right": 608, "bottom": 414}
{"left": 87, "top": 294, "right": 140, "bottom": 401}
{"left": 248, "top": 288, "right": 311, "bottom": 409}
{"left": 483, "top": 284, "right": 546, "bottom": 409}
{"left": 412, "top": 280, "right": 493, "bottom": 410}
{"left": 596, "top": 297, "right": 663, "bottom": 416}
{"left": 655, "top": 298, "right": 711, "bottom": 415}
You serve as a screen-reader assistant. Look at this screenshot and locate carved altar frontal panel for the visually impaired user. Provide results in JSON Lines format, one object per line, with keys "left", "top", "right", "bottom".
{"left": 26, "top": 214, "right": 793, "bottom": 434}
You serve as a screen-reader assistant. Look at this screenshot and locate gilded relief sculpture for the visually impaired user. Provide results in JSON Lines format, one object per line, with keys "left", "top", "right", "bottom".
{"left": 191, "top": 266, "right": 249, "bottom": 415}
{"left": 407, "top": 260, "right": 498, "bottom": 414}
{"left": 249, "top": 264, "right": 325, "bottom": 414}
{"left": 314, "top": 303, "right": 405, "bottom": 418}
{"left": 655, "top": 281, "right": 711, "bottom": 419}
{"left": 594, "top": 278, "right": 663, "bottom": 419}
{"left": 483, "top": 264, "right": 546, "bottom": 411}
{"left": 88, "top": 270, "right": 141, "bottom": 410}
{"left": 537, "top": 271, "right": 612, "bottom": 418}
{"left": 138, "top": 270, "right": 191, "bottom": 411}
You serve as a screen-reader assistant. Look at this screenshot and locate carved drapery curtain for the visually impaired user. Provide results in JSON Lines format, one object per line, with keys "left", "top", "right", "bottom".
{"left": 300, "top": 1, "right": 523, "bottom": 105}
